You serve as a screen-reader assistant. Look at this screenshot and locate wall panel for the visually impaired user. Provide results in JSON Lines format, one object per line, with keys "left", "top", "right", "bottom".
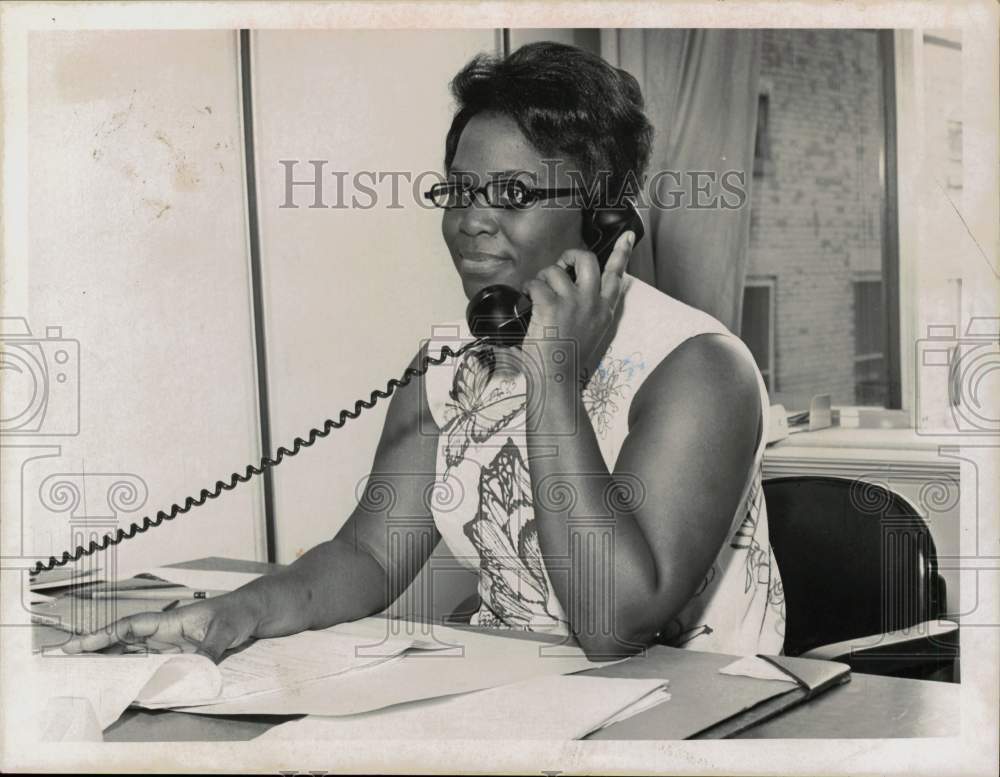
{"left": 15, "top": 30, "right": 266, "bottom": 574}
{"left": 251, "top": 30, "right": 497, "bottom": 612}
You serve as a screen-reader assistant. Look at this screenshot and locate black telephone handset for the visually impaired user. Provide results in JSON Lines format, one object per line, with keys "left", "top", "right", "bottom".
{"left": 31, "top": 202, "right": 645, "bottom": 574}
{"left": 465, "top": 200, "right": 645, "bottom": 345}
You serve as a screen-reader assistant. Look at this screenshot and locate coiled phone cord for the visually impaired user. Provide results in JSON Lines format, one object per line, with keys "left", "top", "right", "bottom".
{"left": 30, "top": 337, "right": 489, "bottom": 575}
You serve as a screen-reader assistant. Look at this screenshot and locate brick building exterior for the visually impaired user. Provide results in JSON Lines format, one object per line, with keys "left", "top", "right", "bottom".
{"left": 744, "top": 29, "right": 886, "bottom": 411}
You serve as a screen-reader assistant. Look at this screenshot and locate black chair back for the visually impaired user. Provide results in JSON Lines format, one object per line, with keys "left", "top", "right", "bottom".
{"left": 764, "top": 476, "right": 947, "bottom": 657}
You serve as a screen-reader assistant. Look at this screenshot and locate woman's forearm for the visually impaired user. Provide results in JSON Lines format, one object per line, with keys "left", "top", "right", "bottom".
{"left": 523, "top": 343, "right": 661, "bottom": 658}
{"left": 226, "top": 537, "right": 390, "bottom": 639}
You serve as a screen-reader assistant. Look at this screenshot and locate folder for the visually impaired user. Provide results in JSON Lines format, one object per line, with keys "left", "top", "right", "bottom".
{"left": 582, "top": 645, "right": 850, "bottom": 740}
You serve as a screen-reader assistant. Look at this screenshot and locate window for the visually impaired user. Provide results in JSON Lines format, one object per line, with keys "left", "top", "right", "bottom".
{"left": 753, "top": 91, "right": 772, "bottom": 178}
{"left": 745, "top": 29, "right": 900, "bottom": 412}
{"left": 853, "top": 275, "right": 885, "bottom": 405}
{"left": 741, "top": 278, "right": 776, "bottom": 392}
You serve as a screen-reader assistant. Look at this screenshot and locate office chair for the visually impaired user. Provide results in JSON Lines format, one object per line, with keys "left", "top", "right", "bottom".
{"left": 764, "top": 475, "right": 959, "bottom": 682}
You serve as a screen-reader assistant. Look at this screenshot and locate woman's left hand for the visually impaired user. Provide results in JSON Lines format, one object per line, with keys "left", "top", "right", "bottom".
{"left": 521, "top": 230, "right": 636, "bottom": 383}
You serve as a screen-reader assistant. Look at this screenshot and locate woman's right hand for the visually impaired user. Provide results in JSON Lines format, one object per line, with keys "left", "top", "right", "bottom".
{"left": 60, "top": 592, "right": 261, "bottom": 663}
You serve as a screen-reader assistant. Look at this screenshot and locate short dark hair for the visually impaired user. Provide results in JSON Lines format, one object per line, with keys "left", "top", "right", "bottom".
{"left": 444, "top": 41, "right": 654, "bottom": 206}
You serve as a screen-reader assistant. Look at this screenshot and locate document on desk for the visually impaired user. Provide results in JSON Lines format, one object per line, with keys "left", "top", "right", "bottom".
{"left": 33, "top": 623, "right": 417, "bottom": 735}
{"left": 258, "top": 675, "right": 670, "bottom": 741}
{"left": 172, "top": 618, "right": 631, "bottom": 717}
{"left": 137, "top": 627, "right": 414, "bottom": 708}
{"left": 31, "top": 652, "right": 219, "bottom": 732}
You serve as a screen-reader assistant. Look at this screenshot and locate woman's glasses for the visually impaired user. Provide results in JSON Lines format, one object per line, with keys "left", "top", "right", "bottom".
{"left": 424, "top": 177, "right": 576, "bottom": 210}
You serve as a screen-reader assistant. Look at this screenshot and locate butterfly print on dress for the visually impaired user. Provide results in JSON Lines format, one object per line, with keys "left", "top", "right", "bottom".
{"left": 441, "top": 349, "right": 526, "bottom": 476}
{"left": 462, "top": 438, "right": 566, "bottom": 631}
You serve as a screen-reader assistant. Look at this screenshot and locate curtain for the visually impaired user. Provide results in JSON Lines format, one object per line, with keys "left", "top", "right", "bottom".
{"left": 603, "top": 29, "right": 761, "bottom": 334}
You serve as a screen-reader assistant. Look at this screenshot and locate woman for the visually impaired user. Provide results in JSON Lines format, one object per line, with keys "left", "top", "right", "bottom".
{"left": 64, "top": 42, "right": 784, "bottom": 661}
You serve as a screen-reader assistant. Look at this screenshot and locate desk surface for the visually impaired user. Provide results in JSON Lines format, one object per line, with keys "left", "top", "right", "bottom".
{"left": 89, "top": 558, "right": 958, "bottom": 741}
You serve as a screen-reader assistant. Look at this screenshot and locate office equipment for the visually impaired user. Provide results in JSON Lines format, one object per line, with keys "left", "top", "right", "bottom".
{"left": 765, "top": 476, "right": 959, "bottom": 681}
{"left": 766, "top": 403, "right": 790, "bottom": 444}
{"left": 257, "top": 675, "right": 668, "bottom": 741}
{"left": 462, "top": 197, "right": 644, "bottom": 343}
{"left": 786, "top": 393, "right": 833, "bottom": 434}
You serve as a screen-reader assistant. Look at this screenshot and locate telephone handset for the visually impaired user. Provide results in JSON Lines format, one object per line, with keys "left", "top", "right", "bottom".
{"left": 465, "top": 199, "right": 645, "bottom": 345}
{"left": 31, "top": 202, "right": 645, "bottom": 575}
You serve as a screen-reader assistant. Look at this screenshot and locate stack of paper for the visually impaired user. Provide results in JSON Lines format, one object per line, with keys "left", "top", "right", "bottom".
{"left": 29, "top": 566, "right": 102, "bottom": 591}
{"left": 170, "top": 618, "right": 626, "bottom": 717}
{"left": 258, "top": 675, "right": 670, "bottom": 741}
{"left": 33, "top": 623, "right": 417, "bottom": 736}
{"left": 35, "top": 613, "right": 666, "bottom": 740}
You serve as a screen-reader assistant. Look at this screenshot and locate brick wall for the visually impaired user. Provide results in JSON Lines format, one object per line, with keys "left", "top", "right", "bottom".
{"left": 747, "top": 29, "right": 885, "bottom": 411}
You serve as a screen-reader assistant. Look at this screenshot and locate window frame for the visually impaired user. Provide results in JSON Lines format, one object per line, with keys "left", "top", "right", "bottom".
{"left": 742, "top": 275, "right": 777, "bottom": 393}
{"left": 879, "top": 29, "right": 904, "bottom": 411}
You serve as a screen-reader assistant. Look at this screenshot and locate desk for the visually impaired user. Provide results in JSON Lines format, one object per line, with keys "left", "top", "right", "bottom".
{"left": 69, "top": 558, "right": 958, "bottom": 741}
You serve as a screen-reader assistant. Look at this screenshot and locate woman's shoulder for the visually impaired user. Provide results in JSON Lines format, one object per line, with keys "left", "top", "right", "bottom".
{"left": 615, "top": 276, "right": 765, "bottom": 435}
{"left": 606, "top": 274, "right": 742, "bottom": 387}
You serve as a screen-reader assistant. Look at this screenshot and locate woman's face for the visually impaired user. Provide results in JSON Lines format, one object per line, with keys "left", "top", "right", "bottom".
{"left": 442, "top": 112, "right": 588, "bottom": 300}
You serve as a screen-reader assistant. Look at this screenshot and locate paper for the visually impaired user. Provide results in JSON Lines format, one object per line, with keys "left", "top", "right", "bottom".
{"left": 718, "top": 655, "right": 799, "bottom": 684}
{"left": 142, "top": 567, "right": 262, "bottom": 592}
{"left": 257, "top": 675, "right": 668, "bottom": 741}
{"left": 31, "top": 652, "right": 218, "bottom": 732}
{"left": 138, "top": 626, "right": 415, "bottom": 708}
{"left": 33, "top": 619, "right": 415, "bottom": 734}
{"left": 590, "top": 686, "right": 672, "bottom": 732}
{"left": 31, "top": 595, "right": 185, "bottom": 636}
{"left": 173, "top": 618, "right": 625, "bottom": 717}
{"left": 29, "top": 567, "right": 102, "bottom": 591}
{"left": 36, "top": 697, "right": 103, "bottom": 742}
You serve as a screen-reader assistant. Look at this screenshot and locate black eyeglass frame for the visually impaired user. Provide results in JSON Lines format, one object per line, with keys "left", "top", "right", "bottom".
{"left": 423, "top": 177, "right": 578, "bottom": 210}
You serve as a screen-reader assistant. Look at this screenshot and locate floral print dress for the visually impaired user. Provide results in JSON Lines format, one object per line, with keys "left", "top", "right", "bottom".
{"left": 422, "top": 274, "right": 786, "bottom": 655}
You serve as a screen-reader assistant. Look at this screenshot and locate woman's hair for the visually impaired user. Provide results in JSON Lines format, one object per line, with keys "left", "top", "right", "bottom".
{"left": 444, "top": 41, "right": 654, "bottom": 206}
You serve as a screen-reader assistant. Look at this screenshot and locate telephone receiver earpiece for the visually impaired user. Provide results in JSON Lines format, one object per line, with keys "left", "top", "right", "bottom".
{"left": 465, "top": 200, "right": 645, "bottom": 346}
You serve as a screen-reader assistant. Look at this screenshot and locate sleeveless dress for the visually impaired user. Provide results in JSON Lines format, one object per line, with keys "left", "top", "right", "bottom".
{"left": 423, "top": 274, "right": 786, "bottom": 655}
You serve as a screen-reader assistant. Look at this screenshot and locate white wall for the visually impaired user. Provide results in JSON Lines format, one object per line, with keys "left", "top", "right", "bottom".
{"left": 250, "top": 30, "right": 496, "bottom": 611}
{"left": 11, "top": 30, "right": 266, "bottom": 574}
